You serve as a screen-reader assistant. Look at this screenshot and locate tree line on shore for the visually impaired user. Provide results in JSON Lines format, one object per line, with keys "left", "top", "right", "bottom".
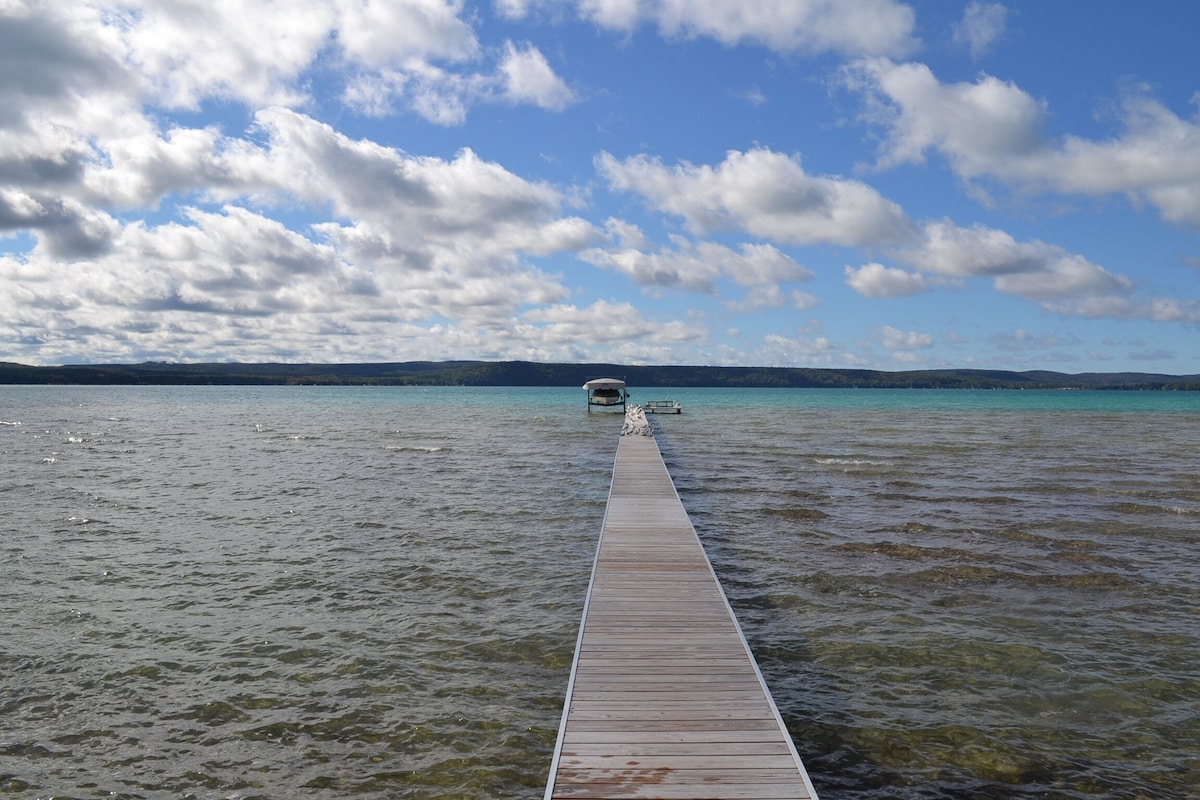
{"left": 2, "top": 360, "right": 1198, "bottom": 390}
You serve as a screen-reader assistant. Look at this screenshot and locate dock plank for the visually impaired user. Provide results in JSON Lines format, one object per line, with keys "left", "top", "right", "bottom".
{"left": 544, "top": 433, "right": 820, "bottom": 799}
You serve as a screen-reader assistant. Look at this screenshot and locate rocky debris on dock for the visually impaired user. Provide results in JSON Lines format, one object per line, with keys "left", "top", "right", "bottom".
{"left": 621, "top": 405, "right": 652, "bottom": 436}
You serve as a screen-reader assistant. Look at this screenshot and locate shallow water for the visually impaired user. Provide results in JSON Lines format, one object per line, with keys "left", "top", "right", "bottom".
{"left": 2, "top": 385, "right": 1198, "bottom": 798}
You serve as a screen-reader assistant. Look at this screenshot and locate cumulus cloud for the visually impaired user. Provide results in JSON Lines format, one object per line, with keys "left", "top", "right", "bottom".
{"left": 114, "top": 0, "right": 483, "bottom": 111}
{"left": 232, "top": 108, "right": 600, "bottom": 257}
{"left": 761, "top": 330, "right": 849, "bottom": 367}
{"left": 902, "top": 220, "right": 1132, "bottom": 302}
{"left": 844, "top": 59, "right": 1200, "bottom": 229}
{"left": 521, "top": 299, "right": 705, "bottom": 344}
{"left": 839, "top": 218, "right": 1198, "bottom": 325}
{"left": 502, "top": 0, "right": 917, "bottom": 56}
{"left": 341, "top": 40, "right": 575, "bottom": 124}
{"left": 2, "top": 0, "right": 1195, "bottom": 368}
{"left": 500, "top": 42, "right": 575, "bottom": 111}
{"left": 332, "top": 0, "right": 480, "bottom": 69}
{"left": 597, "top": 148, "right": 918, "bottom": 246}
{"left": 0, "top": 99, "right": 620, "bottom": 362}
{"left": 0, "top": 190, "right": 118, "bottom": 259}
{"left": 878, "top": 324, "right": 934, "bottom": 350}
{"left": 843, "top": 58, "right": 1046, "bottom": 173}
{"left": 1040, "top": 295, "right": 1200, "bottom": 324}
{"left": 2, "top": 1, "right": 571, "bottom": 129}
{"left": 991, "top": 328, "right": 1075, "bottom": 352}
{"left": 0, "top": 4, "right": 132, "bottom": 128}
{"left": 596, "top": 146, "right": 1184, "bottom": 327}
{"left": 954, "top": 2, "right": 1008, "bottom": 59}
{"left": 0, "top": 1, "right": 610, "bottom": 365}
{"left": 0, "top": 202, "right": 598, "bottom": 364}
{"left": 844, "top": 262, "right": 928, "bottom": 297}
{"left": 581, "top": 235, "right": 812, "bottom": 293}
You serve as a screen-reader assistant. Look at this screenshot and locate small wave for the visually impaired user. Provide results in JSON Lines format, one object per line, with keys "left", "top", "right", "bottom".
{"left": 386, "top": 445, "right": 446, "bottom": 453}
{"left": 815, "top": 457, "right": 894, "bottom": 467}
{"left": 1, "top": 420, "right": 21, "bottom": 426}
{"left": 1110, "top": 502, "right": 1200, "bottom": 516}
{"left": 906, "top": 564, "right": 1138, "bottom": 590}
{"left": 42, "top": 457, "right": 57, "bottom": 463}
{"left": 66, "top": 436, "right": 84, "bottom": 444}
{"left": 835, "top": 541, "right": 973, "bottom": 561}
{"left": 763, "top": 507, "right": 828, "bottom": 521}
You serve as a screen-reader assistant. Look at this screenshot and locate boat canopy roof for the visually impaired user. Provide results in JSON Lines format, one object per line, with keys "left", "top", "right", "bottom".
{"left": 582, "top": 377, "right": 626, "bottom": 390}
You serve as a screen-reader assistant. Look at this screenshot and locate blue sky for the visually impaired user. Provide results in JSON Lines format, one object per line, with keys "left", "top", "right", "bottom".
{"left": 2, "top": 1, "right": 1198, "bottom": 372}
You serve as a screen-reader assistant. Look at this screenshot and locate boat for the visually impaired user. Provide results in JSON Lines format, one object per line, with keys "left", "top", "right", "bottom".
{"left": 642, "top": 399, "right": 682, "bottom": 414}
{"left": 583, "top": 378, "right": 628, "bottom": 413}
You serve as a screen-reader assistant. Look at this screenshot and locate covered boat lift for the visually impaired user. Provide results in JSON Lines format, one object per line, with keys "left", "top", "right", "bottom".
{"left": 583, "top": 377, "right": 628, "bottom": 413}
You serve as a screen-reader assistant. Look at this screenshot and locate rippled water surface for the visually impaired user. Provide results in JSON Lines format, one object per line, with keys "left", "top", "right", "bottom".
{"left": 3, "top": 386, "right": 1198, "bottom": 799}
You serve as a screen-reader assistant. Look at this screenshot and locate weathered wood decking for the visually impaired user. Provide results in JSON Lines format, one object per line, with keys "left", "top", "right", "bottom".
{"left": 545, "top": 432, "right": 820, "bottom": 799}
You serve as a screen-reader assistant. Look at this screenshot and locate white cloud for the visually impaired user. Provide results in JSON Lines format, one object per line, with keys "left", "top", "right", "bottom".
{"left": 0, "top": 188, "right": 119, "bottom": 258}
{"left": 111, "top": 0, "right": 479, "bottom": 111}
{"left": 508, "top": 0, "right": 917, "bottom": 56}
{"left": 0, "top": 100, "right": 616, "bottom": 362}
{"left": 954, "top": 2, "right": 1008, "bottom": 59}
{"left": 1020, "top": 92, "right": 1200, "bottom": 216}
{"left": 340, "top": 40, "right": 575, "bottom": 124}
{"left": 499, "top": 41, "right": 575, "bottom": 111}
{"left": 581, "top": 235, "right": 811, "bottom": 292}
{"left": 878, "top": 324, "right": 933, "bottom": 350}
{"left": 84, "top": 123, "right": 228, "bottom": 209}
{"left": 240, "top": 108, "right": 594, "bottom": 254}
{"left": 902, "top": 220, "right": 1131, "bottom": 302}
{"left": 520, "top": 299, "right": 705, "bottom": 344}
{"left": 603, "top": 218, "right": 652, "bottom": 250}
{"left": 2, "top": 1, "right": 1195, "bottom": 370}
{"left": 343, "top": 61, "right": 489, "bottom": 125}
{"left": 332, "top": 0, "right": 479, "bottom": 69}
{"left": 0, "top": 199, "right": 596, "bottom": 363}
{"left": 844, "top": 58, "right": 1046, "bottom": 173}
{"left": 0, "top": 4, "right": 133, "bottom": 126}
{"left": 2, "top": 1, "right": 565, "bottom": 130}
{"left": 791, "top": 290, "right": 819, "bottom": 310}
{"left": 1041, "top": 295, "right": 1200, "bottom": 324}
{"left": 992, "top": 252, "right": 1132, "bottom": 302}
{"left": 845, "top": 60, "right": 1200, "bottom": 230}
{"left": 844, "top": 262, "right": 928, "bottom": 297}
{"left": 990, "top": 328, "right": 1074, "bottom": 352}
{"left": 725, "top": 285, "right": 784, "bottom": 311}
{"left": 761, "top": 331, "right": 850, "bottom": 366}
{"left": 577, "top": 0, "right": 643, "bottom": 31}
{"left": 119, "top": 1, "right": 334, "bottom": 109}
{"left": 597, "top": 148, "right": 918, "bottom": 246}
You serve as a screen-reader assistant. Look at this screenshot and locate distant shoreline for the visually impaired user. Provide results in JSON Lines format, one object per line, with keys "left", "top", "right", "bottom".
{"left": 2, "top": 360, "right": 1198, "bottom": 390}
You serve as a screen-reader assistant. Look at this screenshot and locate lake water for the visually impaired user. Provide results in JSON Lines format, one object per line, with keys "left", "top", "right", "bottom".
{"left": 2, "top": 385, "right": 1197, "bottom": 799}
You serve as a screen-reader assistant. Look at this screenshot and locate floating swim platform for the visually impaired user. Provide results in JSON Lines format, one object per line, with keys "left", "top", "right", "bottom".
{"left": 642, "top": 400, "right": 682, "bottom": 414}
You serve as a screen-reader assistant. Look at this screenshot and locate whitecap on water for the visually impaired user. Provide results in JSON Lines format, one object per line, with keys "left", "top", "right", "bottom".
{"left": 815, "top": 457, "right": 894, "bottom": 466}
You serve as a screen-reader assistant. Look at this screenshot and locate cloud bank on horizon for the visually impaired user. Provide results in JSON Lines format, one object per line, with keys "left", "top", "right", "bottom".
{"left": 1, "top": 0, "right": 1198, "bottom": 372}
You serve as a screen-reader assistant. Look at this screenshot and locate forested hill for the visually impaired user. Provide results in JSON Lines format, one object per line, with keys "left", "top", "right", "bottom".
{"left": 2, "top": 360, "right": 1198, "bottom": 390}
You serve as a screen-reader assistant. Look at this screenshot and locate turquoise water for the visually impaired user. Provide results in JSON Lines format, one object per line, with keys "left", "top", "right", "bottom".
{"left": 2, "top": 386, "right": 1197, "bottom": 798}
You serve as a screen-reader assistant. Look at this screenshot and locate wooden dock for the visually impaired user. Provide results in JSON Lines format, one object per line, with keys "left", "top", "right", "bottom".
{"left": 544, "top": 431, "right": 820, "bottom": 799}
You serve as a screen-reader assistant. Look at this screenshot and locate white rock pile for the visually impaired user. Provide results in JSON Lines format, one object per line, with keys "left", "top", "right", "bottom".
{"left": 621, "top": 404, "right": 652, "bottom": 436}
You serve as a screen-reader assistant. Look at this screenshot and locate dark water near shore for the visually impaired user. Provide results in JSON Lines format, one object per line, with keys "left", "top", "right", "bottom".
{"left": 2, "top": 386, "right": 1198, "bottom": 799}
